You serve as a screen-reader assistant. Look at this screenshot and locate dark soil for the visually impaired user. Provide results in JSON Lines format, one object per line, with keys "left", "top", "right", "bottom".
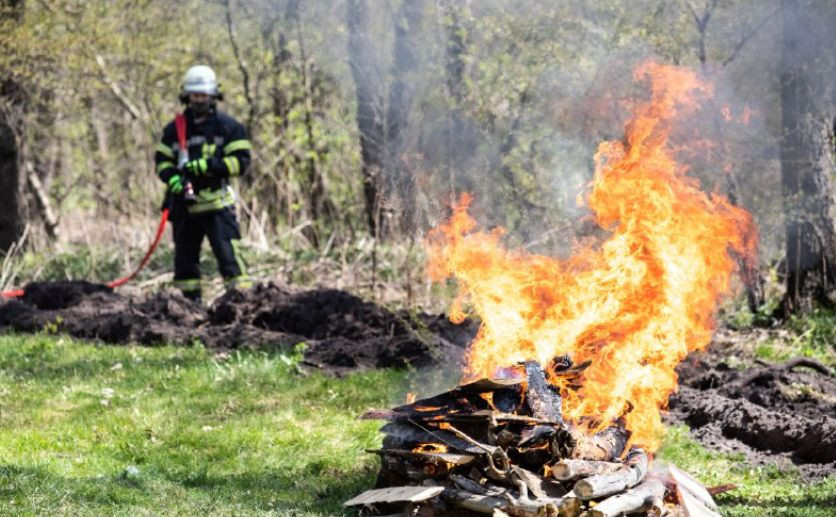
{"left": 0, "top": 281, "right": 476, "bottom": 374}
{"left": 669, "top": 348, "right": 836, "bottom": 478}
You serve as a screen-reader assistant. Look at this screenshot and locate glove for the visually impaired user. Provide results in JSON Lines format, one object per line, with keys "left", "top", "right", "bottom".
{"left": 168, "top": 174, "right": 184, "bottom": 194}
{"left": 184, "top": 157, "right": 209, "bottom": 176}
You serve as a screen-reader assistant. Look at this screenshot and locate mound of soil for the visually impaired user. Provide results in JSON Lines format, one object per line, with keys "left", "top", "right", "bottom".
{"left": 0, "top": 281, "right": 477, "bottom": 374}
{"left": 669, "top": 351, "right": 836, "bottom": 478}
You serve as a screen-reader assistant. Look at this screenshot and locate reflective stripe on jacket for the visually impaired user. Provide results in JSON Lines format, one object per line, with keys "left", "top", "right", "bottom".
{"left": 153, "top": 108, "right": 252, "bottom": 214}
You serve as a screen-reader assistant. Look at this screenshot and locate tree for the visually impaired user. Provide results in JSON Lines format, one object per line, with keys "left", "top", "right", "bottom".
{"left": 346, "top": 0, "right": 385, "bottom": 235}
{"left": 778, "top": 0, "right": 836, "bottom": 314}
{"left": 383, "top": 0, "right": 422, "bottom": 233}
{"left": 0, "top": 0, "right": 25, "bottom": 253}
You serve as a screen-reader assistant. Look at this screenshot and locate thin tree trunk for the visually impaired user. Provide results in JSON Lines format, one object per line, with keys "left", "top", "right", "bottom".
{"left": 384, "top": 0, "right": 422, "bottom": 235}
{"left": 347, "top": 0, "right": 385, "bottom": 236}
{"left": 269, "top": 25, "right": 293, "bottom": 228}
{"left": 779, "top": 0, "right": 836, "bottom": 315}
{"left": 709, "top": 100, "right": 764, "bottom": 313}
{"left": 442, "top": 0, "right": 467, "bottom": 202}
{"left": 294, "top": 11, "right": 335, "bottom": 246}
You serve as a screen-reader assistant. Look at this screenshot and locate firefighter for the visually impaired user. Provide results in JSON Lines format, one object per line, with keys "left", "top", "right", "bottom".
{"left": 154, "top": 65, "right": 252, "bottom": 302}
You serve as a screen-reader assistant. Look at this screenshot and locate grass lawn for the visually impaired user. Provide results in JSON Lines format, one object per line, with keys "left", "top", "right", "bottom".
{"left": 0, "top": 334, "right": 833, "bottom": 516}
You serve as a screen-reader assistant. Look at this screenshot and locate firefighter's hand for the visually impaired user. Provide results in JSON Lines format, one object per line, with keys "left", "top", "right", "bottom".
{"left": 184, "top": 158, "right": 209, "bottom": 176}
{"left": 168, "top": 174, "right": 185, "bottom": 194}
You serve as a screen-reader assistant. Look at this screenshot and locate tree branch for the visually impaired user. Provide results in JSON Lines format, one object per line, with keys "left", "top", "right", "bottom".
{"left": 24, "top": 161, "right": 59, "bottom": 239}
{"left": 223, "top": 0, "right": 256, "bottom": 133}
{"left": 722, "top": 6, "right": 780, "bottom": 67}
{"left": 94, "top": 54, "right": 143, "bottom": 121}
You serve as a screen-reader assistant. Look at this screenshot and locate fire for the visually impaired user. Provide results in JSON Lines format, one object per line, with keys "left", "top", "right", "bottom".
{"left": 413, "top": 443, "right": 449, "bottom": 454}
{"left": 426, "top": 62, "right": 757, "bottom": 451}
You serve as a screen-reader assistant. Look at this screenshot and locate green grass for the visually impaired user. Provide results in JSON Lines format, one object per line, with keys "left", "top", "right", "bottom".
{"left": 0, "top": 334, "right": 833, "bottom": 516}
{"left": 0, "top": 334, "right": 405, "bottom": 516}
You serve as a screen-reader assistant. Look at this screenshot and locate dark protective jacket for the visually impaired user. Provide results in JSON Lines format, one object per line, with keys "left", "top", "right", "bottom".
{"left": 154, "top": 107, "right": 252, "bottom": 214}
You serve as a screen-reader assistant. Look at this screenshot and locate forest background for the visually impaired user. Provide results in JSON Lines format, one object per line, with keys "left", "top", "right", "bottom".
{"left": 0, "top": 0, "right": 834, "bottom": 316}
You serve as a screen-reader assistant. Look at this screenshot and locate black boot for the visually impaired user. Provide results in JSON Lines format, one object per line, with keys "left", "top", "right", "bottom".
{"left": 181, "top": 289, "right": 202, "bottom": 303}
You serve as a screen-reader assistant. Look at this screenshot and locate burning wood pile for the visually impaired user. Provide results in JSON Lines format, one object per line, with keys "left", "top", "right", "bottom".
{"left": 344, "top": 62, "right": 755, "bottom": 516}
{"left": 346, "top": 357, "right": 721, "bottom": 516}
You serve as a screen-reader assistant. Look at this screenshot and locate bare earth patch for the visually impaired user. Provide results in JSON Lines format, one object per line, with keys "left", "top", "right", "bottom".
{"left": 0, "top": 281, "right": 473, "bottom": 374}
{"left": 669, "top": 334, "right": 835, "bottom": 479}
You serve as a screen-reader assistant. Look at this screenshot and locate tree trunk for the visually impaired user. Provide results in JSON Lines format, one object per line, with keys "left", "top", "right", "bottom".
{"left": 0, "top": 0, "right": 25, "bottom": 253}
{"left": 441, "top": 0, "right": 470, "bottom": 203}
{"left": 293, "top": 10, "right": 335, "bottom": 246}
{"left": 0, "top": 99, "right": 22, "bottom": 253}
{"left": 347, "top": 0, "right": 385, "bottom": 235}
{"left": 779, "top": 0, "right": 836, "bottom": 315}
{"left": 269, "top": 26, "right": 293, "bottom": 227}
{"left": 384, "top": 0, "right": 422, "bottom": 234}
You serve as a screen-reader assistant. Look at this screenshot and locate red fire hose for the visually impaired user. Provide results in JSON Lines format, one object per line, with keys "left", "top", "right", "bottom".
{"left": 1, "top": 208, "right": 170, "bottom": 299}
{"left": 106, "top": 207, "right": 170, "bottom": 288}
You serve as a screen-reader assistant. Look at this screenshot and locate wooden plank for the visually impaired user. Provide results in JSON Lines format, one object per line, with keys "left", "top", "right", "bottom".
{"left": 344, "top": 485, "right": 444, "bottom": 506}
{"left": 669, "top": 464, "right": 719, "bottom": 511}
{"left": 364, "top": 408, "right": 556, "bottom": 425}
{"left": 380, "top": 422, "right": 486, "bottom": 455}
{"left": 461, "top": 378, "right": 525, "bottom": 391}
{"left": 444, "top": 409, "right": 557, "bottom": 425}
{"left": 677, "top": 485, "right": 722, "bottom": 517}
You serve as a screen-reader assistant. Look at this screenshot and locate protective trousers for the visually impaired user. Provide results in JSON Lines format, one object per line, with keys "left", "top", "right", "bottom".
{"left": 172, "top": 207, "right": 250, "bottom": 301}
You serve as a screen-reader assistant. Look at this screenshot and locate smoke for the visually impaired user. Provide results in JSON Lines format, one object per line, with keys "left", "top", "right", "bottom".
{"left": 219, "top": 0, "right": 833, "bottom": 267}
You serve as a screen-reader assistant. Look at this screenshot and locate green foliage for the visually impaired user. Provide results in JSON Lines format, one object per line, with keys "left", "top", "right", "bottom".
{"left": 724, "top": 297, "right": 781, "bottom": 330}
{"left": 15, "top": 245, "right": 124, "bottom": 283}
{"left": 0, "top": 0, "right": 798, "bottom": 262}
{"left": 787, "top": 308, "right": 836, "bottom": 349}
{"left": 783, "top": 308, "right": 836, "bottom": 365}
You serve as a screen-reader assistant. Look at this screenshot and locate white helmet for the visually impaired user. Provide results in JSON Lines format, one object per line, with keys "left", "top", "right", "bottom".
{"left": 180, "top": 65, "right": 220, "bottom": 99}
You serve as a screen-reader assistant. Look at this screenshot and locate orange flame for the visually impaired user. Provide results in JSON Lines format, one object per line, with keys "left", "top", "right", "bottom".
{"left": 741, "top": 105, "right": 753, "bottom": 126}
{"left": 413, "top": 443, "right": 449, "bottom": 454}
{"left": 426, "top": 62, "right": 757, "bottom": 451}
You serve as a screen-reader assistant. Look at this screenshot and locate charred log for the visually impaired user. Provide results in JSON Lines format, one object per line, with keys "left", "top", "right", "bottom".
{"left": 559, "top": 426, "right": 628, "bottom": 461}
{"left": 523, "top": 360, "right": 564, "bottom": 423}
{"left": 442, "top": 488, "right": 506, "bottom": 514}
